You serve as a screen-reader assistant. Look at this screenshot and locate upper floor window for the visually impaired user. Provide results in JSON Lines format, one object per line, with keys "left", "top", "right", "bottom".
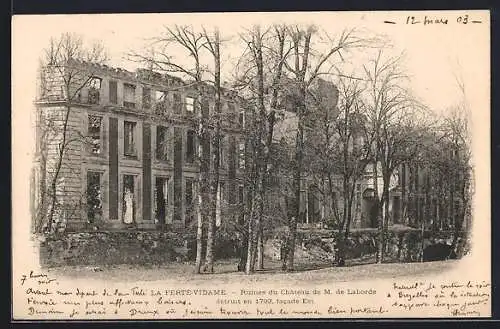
{"left": 123, "top": 84, "right": 136, "bottom": 109}
{"left": 185, "top": 96, "right": 195, "bottom": 115}
{"left": 88, "top": 77, "right": 101, "bottom": 105}
{"left": 227, "top": 102, "right": 237, "bottom": 124}
{"left": 173, "top": 93, "right": 182, "bottom": 114}
{"left": 109, "top": 80, "right": 118, "bottom": 104}
{"left": 186, "top": 130, "right": 196, "bottom": 164}
{"left": 88, "top": 114, "right": 103, "bottom": 155}
{"left": 201, "top": 98, "right": 210, "bottom": 118}
{"left": 155, "top": 90, "right": 167, "bottom": 101}
{"left": 156, "top": 125, "right": 169, "bottom": 162}
{"left": 154, "top": 90, "right": 169, "bottom": 115}
{"left": 124, "top": 121, "right": 137, "bottom": 157}
{"left": 142, "top": 87, "right": 151, "bottom": 109}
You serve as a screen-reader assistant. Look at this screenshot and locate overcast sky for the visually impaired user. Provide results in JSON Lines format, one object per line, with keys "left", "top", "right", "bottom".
{"left": 12, "top": 11, "right": 489, "bottom": 165}
{"left": 13, "top": 11, "right": 489, "bottom": 113}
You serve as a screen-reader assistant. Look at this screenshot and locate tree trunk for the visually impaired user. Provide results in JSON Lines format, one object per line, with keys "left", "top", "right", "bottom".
{"left": 35, "top": 153, "right": 48, "bottom": 233}
{"left": 237, "top": 200, "right": 248, "bottom": 271}
{"left": 245, "top": 203, "right": 257, "bottom": 274}
{"left": 256, "top": 224, "right": 264, "bottom": 270}
{"left": 47, "top": 104, "right": 71, "bottom": 233}
{"left": 283, "top": 118, "right": 304, "bottom": 272}
{"left": 336, "top": 182, "right": 351, "bottom": 267}
{"left": 204, "top": 184, "right": 216, "bottom": 273}
{"left": 382, "top": 183, "right": 390, "bottom": 255}
{"left": 204, "top": 30, "right": 221, "bottom": 274}
{"left": 194, "top": 191, "right": 204, "bottom": 274}
{"left": 420, "top": 219, "right": 425, "bottom": 262}
{"left": 195, "top": 94, "right": 211, "bottom": 274}
{"left": 374, "top": 162, "right": 384, "bottom": 264}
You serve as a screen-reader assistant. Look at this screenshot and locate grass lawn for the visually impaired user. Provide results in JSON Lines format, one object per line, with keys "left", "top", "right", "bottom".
{"left": 46, "top": 257, "right": 459, "bottom": 286}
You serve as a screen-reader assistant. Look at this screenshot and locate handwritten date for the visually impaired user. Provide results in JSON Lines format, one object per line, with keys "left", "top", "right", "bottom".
{"left": 405, "top": 14, "right": 479, "bottom": 25}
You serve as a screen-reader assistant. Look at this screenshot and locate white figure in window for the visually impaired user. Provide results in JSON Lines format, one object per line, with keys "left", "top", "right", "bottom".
{"left": 123, "top": 187, "right": 134, "bottom": 225}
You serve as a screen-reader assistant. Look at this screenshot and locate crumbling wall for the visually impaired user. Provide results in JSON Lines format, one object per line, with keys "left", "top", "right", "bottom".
{"left": 266, "top": 228, "right": 470, "bottom": 264}
{"left": 38, "top": 231, "right": 192, "bottom": 268}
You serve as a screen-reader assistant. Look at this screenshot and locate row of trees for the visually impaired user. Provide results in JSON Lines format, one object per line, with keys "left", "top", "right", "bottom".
{"left": 132, "top": 24, "right": 472, "bottom": 272}
{"left": 33, "top": 25, "right": 472, "bottom": 275}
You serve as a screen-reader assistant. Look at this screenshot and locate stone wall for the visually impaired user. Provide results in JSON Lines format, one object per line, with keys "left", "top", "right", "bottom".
{"left": 38, "top": 229, "right": 243, "bottom": 268}
{"left": 268, "top": 228, "right": 471, "bottom": 264}
{"left": 38, "top": 228, "right": 470, "bottom": 268}
{"left": 38, "top": 231, "right": 193, "bottom": 268}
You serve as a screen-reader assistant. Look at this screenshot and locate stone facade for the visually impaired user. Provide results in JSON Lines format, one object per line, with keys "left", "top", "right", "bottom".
{"left": 33, "top": 60, "right": 245, "bottom": 232}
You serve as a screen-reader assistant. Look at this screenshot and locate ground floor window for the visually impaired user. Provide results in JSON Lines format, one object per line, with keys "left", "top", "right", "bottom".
{"left": 155, "top": 176, "right": 170, "bottom": 226}
{"left": 307, "top": 185, "right": 321, "bottom": 224}
{"left": 87, "top": 171, "right": 103, "bottom": 223}
{"left": 122, "top": 175, "right": 137, "bottom": 225}
{"left": 185, "top": 178, "right": 195, "bottom": 224}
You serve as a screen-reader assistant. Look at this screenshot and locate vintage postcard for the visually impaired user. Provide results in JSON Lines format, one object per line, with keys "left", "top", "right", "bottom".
{"left": 11, "top": 11, "right": 491, "bottom": 320}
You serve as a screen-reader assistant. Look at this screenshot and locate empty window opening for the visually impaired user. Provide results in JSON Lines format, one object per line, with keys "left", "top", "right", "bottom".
{"left": 109, "top": 80, "right": 118, "bottom": 104}
{"left": 142, "top": 87, "right": 151, "bottom": 109}
{"left": 173, "top": 93, "right": 182, "bottom": 114}
{"left": 88, "top": 77, "right": 101, "bottom": 104}
{"left": 186, "top": 130, "right": 196, "bottom": 164}
{"left": 124, "top": 121, "right": 137, "bottom": 157}
{"left": 156, "top": 126, "right": 169, "bottom": 161}
{"left": 87, "top": 171, "right": 102, "bottom": 224}
{"left": 185, "top": 96, "right": 195, "bottom": 114}
{"left": 122, "top": 175, "right": 136, "bottom": 225}
{"left": 155, "top": 177, "right": 170, "bottom": 226}
{"left": 123, "top": 83, "right": 136, "bottom": 109}
{"left": 88, "top": 115, "right": 102, "bottom": 155}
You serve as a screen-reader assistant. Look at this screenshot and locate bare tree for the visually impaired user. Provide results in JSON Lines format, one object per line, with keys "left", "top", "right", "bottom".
{"left": 307, "top": 74, "right": 371, "bottom": 266}
{"left": 362, "top": 50, "right": 427, "bottom": 263}
{"left": 201, "top": 27, "right": 222, "bottom": 273}
{"left": 130, "top": 25, "right": 233, "bottom": 274}
{"left": 281, "top": 26, "right": 369, "bottom": 271}
{"left": 441, "top": 99, "right": 472, "bottom": 257}
{"left": 130, "top": 25, "right": 213, "bottom": 274}
{"left": 234, "top": 24, "right": 289, "bottom": 274}
{"left": 34, "top": 32, "right": 107, "bottom": 234}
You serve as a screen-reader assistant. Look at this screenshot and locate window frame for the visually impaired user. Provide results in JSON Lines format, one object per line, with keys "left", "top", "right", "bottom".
{"left": 122, "top": 174, "right": 139, "bottom": 225}
{"left": 87, "top": 114, "right": 104, "bottom": 156}
{"left": 142, "top": 86, "right": 152, "bottom": 110}
{"left": 86, "top": 170, "right": 104, "bottom": 223}
{"left": 185, "top": 129, "right": 197, "bottom": 164}
{"left": 87, "top": 77, "right": 102, "bottom": 105}
{"left": 173, "top": 93, "right": 182, "bottom": 114}
{"left": 123, "top": 120, "right": 137, "bottom": 158}
{"left": 109, "top": 80, "right": 118, "bottom": 104}
{"left": 123, "top": 83, "right": 136, "bottom": 109}
{"left": 155, "top": 125, "right": 170, "bottom": 162}
{"left": 185, "top": 96, "right": 196, "bottom": 115}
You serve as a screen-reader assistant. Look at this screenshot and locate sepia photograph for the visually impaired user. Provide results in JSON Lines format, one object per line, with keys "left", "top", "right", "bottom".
{"left": 12, "top": 10, "right": 491, "bottom": 319}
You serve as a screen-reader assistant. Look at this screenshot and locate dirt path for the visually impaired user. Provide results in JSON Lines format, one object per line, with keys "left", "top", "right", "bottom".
{"left": 46, "top": 259, "right": 459, "bottom": 286}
